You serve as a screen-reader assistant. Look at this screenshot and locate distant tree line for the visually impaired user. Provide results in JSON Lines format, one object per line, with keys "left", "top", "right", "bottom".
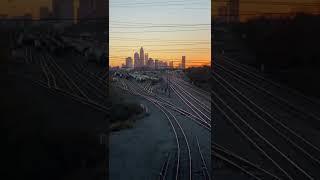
{"left": 185, "top": 66, "right": 211, "bottom": 91}
{"left": 234, "top": 13, "right": 320, "bottom": 70}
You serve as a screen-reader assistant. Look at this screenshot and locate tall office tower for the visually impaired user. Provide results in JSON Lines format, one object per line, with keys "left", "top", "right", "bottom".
{"left": 218, "top": 6, "right": 228, "bottom": 23}
{"left": 139, "top": 47, "right": 144, "bottom": 67}
{"left": 52, "top": 0, "right": 74, "bottom": 23}
{"left": 155, "top": 59, "right": 159, "bottom": 69}
{"left": 144, "top": 53, "right": 148, "bottom": 66}
{"left": 228, "top": 0, "right": 239, "bottom": 23}
{"left": 148, "top": 58, "right": 155, "bottom": 69}
{"left": 78, "top": 0, "right": 94, "bottom": 20}
{"left": 125, "top": 57, "right": 133, "bottom": 68}
{"left": 134, "top": 52, "right": 140, "bottom": 69}
{"left": 52, "top": 0, "right": 75, "bottom": 26}
{"left": 39, "top": 7, "right": 50, "bottom": 20}
{"left": 169, "top": 61, "right": 174, "bottom": 69}
{"left": 95, "top": 0, "right": 108, "bottom": 18}
{"left": 182, "top": 56, "right": 186, "bottom": 69}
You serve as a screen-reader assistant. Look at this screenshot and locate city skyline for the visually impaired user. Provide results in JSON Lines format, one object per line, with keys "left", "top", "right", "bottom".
{"left": 122, "top": 46, "right": 186, "bottom": 69}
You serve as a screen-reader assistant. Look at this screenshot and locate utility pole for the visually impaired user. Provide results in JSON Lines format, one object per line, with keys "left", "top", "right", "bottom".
{"left": 166, "top": 72, "right": 170, "bottom": 97}
{"left": 168, "top": 73, "right": 170, "bottom": 97}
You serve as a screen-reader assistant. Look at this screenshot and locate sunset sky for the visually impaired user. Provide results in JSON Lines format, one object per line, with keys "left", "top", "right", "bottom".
{"left": 212, "top": 0, "right": 320, "bottom": 21}
{"left": 0, "top": 0, "right": 52, "bottom": 18}
{"left": 1, "top": 0, "right": 319, "bottom": 68}
{"left": 110, "top": 0, "right": 211, "bottom": 68}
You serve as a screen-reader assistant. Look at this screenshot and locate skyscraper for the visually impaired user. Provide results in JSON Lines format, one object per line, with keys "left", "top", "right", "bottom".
{"left": 78, "top": 0, "right": 107, "bottom": 22}
{"left": 144, "top": 53, "right": 148, "bottom": 66}
{"left": 52, "top": 0, "right": 74, "bottom": 23}
{"left": 52, "top": 0, "right": 75, "bottom": 26}
{"left": 155, "top": 59, "right": 159, "bottom": 69}
{"left": 182, "top": 56, "right": 186, "bottom": 69}
{"left": 169, "top": 61, "right": 174, "bottom": 69}
{"left": 125, "top": 57, "right": 133, "bottom": 68}
{"left": 147, "top": 58, "right": 154, "bottom": 69}
{"left": 134, "top": 52, "right": 140, "bottom": 69}
{"left": 140, "top": 47, "right": 144, "bottom": 67}
{"left": 227, "top": 0, "right": 239, "bottom": 23}
{"left": 78, "top": 0, "right": 96, "bottom": 20}
{"left": 95, "top": 0, "right": 108, "bottom": 18}
{"left": 39, "top": 7, "right": 50, "bottom": 20}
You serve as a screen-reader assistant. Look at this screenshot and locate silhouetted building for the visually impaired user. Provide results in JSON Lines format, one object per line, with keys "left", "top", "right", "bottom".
{"left": 0, "top": 14, "right": 8, "bottom": 19}
{"left": 139, "top": 47, "right": 144, "bottom": 67}
{"left": 155, "top": 59, "right": 159, "bottom": 69}
{"left": 23, "top": 13, "right": 33, "bottom": 20}
{"left": 227, "top": 0, "right": 239, "bottom": 23}
{"left": 134, "top": 52, "right": 140, "bottom": 69}
{"left": 147, "top": 58, "right": 154, "bottom": 69}
{"left": 218, "top": 6, "right": 228, "bottom": 22}
{"left": 78, "top": 0, "right": 94, "bottom": 20}
{"left": 182, "top": 56, "right": 186, "bottom": 69}
{"left": 39, "top": 7, "right": 50, "bottom": 20}
{"left": 169, "top": 61, "right": 174, "bottom": 69}
{"left": 78, "top": 0, "right": 107, "bottom": 22}
{"left": 52, "top": 0, "right": 74, "bottom": 23}
{"left": 125, "top": 57, "right": 133, "bottom": 68}
{"left": 95, "top": 0, "right": 108, "bottom": 18}
{"left": 144, "top": 53, "right": 148, "bottom": 66}
{"left": 158, "top": 61, "right": 168, "bottom": 69}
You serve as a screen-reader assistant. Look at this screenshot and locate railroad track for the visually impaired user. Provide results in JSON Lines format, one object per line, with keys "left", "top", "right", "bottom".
{"left": 172, "top": 77, "right": 211, "bottom": 103}
{"left": 170, "top": 77, "right": 211, "bottom": 119}
{"left": 211, "top": 89, "right": 298, "bottom": 179}
{"left": 125, "top": 79, "right": 211, "bottom": 131}
{"left": 214, "top": 62, "right": 320, "bottom": 148}
{"left": 212, "top": 57, "right": 320, "bottom": 179}
{"left": 117, "top": 78, "right": 285, "bottom": 180}
{"left": 196, "top": 136, "right": 211, "bottom": 180}
{"left": 124, "top": 80, "right": 192, "bottom": 180}
{"left": 219, "top": 54, "right": 320, "bottom": 109}
{"left": 212, "top": 70, "right": 320, "bottom": 165}
{"left": 170, "top": 83, "right": 211, "bottom": 124}
{"left": 212, "top": 143, "right": 281, "bottom": 180}
{"left": 23, "top": 48, "right": 110, "bottom": 113}
{"left": 215, "top": 55, "right": 320, "bottom": 126}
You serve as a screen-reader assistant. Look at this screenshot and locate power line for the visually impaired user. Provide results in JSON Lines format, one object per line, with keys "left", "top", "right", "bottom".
{"left": 212, "top": 11, "right": 320, "bottom": 16}
{"left": 110, "top": 28, "right": 210, "bottom": 33}
{"left": 110, "top": 25, "right": 210, "bottom": 29}
{"left": 110, "top": 20, "right": 210, "bottom": 26}
{"left": 109, "top": 36, "right": 210, "bottom": 41}
{"left": 111, "top": 1, "right": 201, "bottom": 6}
{"left": 110, "top": 43, "right": 210, "bottom": 47}
{"left": 213, "top": 0, "right": 320, "bottom": 6}
{"left": 0, "top": 17, "right": 109, "bottom": 22}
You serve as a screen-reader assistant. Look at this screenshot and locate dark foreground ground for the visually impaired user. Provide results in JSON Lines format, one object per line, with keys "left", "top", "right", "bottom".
{"left": 1, "top": 35, "right": 108, "bottom": 179}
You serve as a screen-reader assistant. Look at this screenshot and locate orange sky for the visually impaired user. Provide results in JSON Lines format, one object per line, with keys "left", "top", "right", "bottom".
{"left": 0, "top": 0, "right": 79, "bottom": 19}
{"left": 0, "top": 0, "right": 52, "bottom": 18}
{"left": 212, "top": 0, "right": 320, "bottom": 21}
{"left": 2, "top": 1, "right": 319, "bottom": 68}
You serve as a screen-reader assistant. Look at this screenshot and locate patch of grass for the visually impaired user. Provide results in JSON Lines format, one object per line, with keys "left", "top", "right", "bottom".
{"left": 109, "top": 88, "right": 145, "bottom": 131}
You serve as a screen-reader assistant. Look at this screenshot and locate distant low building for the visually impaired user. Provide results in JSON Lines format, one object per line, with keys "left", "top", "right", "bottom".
{"left": 169, "top": 61, "right": 174, "bottom": 69}
{"left": 125, "top": 57, "right": 133, "bottom": 68}
{"left": 181, "top": 56, "right": 186, "bottom": 69}
{"left": 155, "top": 59, "right": 159, "bottom": 69}
{"left": 40, "top": 7, "right": 50, "bottom": 20}
{"left": 146, "top": 58, "right": 155, "bottom": 69}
